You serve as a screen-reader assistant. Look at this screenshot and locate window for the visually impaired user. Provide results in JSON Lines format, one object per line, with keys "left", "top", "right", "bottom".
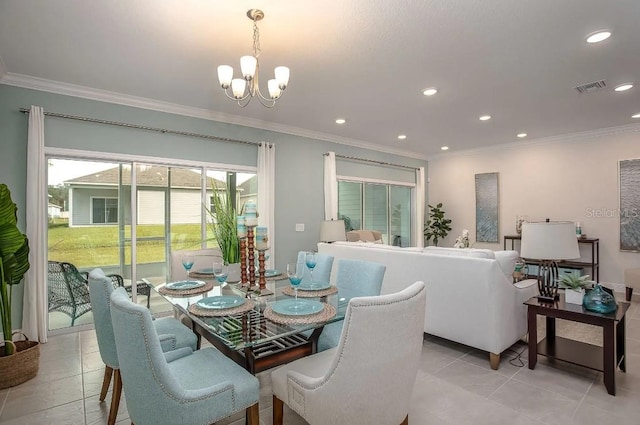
{"left": 338, "top": 181, "right": 412, "bottom": 246}
{"left": 91, "top": 197, "right": 118, "bottom": 224}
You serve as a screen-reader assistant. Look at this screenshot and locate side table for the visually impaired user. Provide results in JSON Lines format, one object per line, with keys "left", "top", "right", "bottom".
{"left": 525, "top": 294, "right": 629, "bottom": 396}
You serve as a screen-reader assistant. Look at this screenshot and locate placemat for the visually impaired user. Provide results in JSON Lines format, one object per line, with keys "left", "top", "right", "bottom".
{"left": 281, "top": 285, "right": 338, "bottom": 298}
{"left": 158, "top": 281, "right": 214, "bottom": 297}
{"left": 189, "top": 271, "right": 215, "bottom": 279}
{"left": 188, "top": 299, "right": 256, "bottom": 317}
{"left": 264, "top": 303, "right": 337, "bottom": 325}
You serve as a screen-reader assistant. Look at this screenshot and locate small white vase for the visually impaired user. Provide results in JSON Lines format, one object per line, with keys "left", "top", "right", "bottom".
{"left": 226, "top": 262, "right": 241, "bottom": 283}
{"left": 564, "top": 288, "right": 585, "bottom": 305}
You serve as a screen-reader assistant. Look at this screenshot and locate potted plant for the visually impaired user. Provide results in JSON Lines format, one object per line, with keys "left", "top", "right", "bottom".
{"left": 0, "top": 183, "right": 38, "bottom": 389}
{"left": 558, "top": 274, "right": 593, "bottom": 305}
{"left": 206, "top": 180, "right": 240, "bottom": 280}
{"left": 424, "top": 203, "right": 452, "bottom": 246}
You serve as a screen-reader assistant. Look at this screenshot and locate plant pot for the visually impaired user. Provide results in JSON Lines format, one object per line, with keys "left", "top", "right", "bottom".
{"left": 564, "top": 288, "right": 585, "bottom": 305}
{"left": 0, "top": 334, "right": 40, "bottom": 389}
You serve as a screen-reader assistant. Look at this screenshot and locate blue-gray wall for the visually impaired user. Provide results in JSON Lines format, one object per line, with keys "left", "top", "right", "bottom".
{"left": 0, "top": 83, "right": 428, "bottom": 329}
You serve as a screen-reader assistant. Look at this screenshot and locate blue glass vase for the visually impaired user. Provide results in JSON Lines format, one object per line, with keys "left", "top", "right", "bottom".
{"left": 582, "top": 283, "right": 617, "bottom": 314}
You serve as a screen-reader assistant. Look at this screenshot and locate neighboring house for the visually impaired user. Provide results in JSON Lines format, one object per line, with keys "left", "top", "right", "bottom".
{"left": 64, "top": 165, "right": 240, "bottom": 227}
{"left": 48, "top": 202, "right": 62, "bottom": 218}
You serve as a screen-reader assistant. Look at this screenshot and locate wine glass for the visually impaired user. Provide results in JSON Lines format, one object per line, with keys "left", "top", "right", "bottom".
{"left": 181, "top": 254, "right": 195, "bottom": 282}
{"left": 305, "top": 251, "right": 317, "bottom": 284}
{"left": 212, "top": 262, "right": 228, "bottom": 285}
{"left": 287, "top": 262, "right": 305, "bottom": 306}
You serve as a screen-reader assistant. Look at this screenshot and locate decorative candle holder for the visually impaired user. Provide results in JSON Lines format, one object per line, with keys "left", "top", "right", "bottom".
{"left": 243, "top": 225, "right": 258, "bottom": 295}
{"left": 239, "top": 237, "right": 248, "bottom": 286}
{"left": 257, "top": 250, "right": 273, "bottom": 295}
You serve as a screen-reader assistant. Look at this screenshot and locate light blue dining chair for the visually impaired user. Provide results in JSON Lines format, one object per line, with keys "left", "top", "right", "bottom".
{"left": 109, "top": 286, "right": 260, "bottom": 425}
{"left": 88, "top": 268, "right": 199, "bottom": 425}
{"left": 297, "top": 251, "right": 334, "bottom": 285}
{"left": 317, "top": 258, "right": 386, "bottom": 352}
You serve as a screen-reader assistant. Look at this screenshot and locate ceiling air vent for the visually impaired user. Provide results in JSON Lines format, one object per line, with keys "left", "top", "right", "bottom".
{"left": 575, "top": 80, "right": 607, "bottom": 94}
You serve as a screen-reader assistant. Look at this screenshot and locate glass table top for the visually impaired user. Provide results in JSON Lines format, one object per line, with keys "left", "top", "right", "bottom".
{"left": 152, "top": 278, "right": 347, "bottom": 350}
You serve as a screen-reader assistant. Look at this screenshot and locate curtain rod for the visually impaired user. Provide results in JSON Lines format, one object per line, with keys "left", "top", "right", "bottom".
{"left": 19, "top": 108, "right": 260, "bottom": 147}
{"left": 325, "top": 153, "right": 418, "bottom": 171}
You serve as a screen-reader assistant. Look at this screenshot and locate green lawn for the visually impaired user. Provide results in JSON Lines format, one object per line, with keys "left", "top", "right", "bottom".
{"left": 48, "top": 223, "right": 215, "bottom": 268}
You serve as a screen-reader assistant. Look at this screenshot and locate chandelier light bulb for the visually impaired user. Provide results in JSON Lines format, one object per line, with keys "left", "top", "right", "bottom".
{"left": 240, "top": 56, "right": 257, "bottom": 80}
{"left": 217, "top": 65, "right": 233, "bottom": 89}
{"left": 231, "top": 79, "right": 247, "bottom": 99}
{"left": 268, "top": 79, "right": 281, "bottom": 99}
{"left": 275, "top": 66, "right": 290, "bottom": 89}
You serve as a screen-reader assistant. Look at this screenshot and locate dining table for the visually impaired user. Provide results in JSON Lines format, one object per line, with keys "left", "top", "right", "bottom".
{"left": 152, "top": 273, "right": 347, "bottom": 374}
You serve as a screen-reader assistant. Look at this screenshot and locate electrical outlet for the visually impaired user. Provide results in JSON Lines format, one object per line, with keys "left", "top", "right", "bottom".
{"left": 295, "top": 223, "right": 305, "bottom": 232}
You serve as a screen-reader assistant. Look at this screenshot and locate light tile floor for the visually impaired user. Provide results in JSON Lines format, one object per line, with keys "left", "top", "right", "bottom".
{"left": 1, "top": 299, "right": 638, "bottom": 425}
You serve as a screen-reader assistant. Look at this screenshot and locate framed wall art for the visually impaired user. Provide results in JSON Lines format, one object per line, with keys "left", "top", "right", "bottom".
{"left": 475, "top": 172, "right": 499, "bottom": 243}
{"left": 619, "top": 159, "right": 640, "bottom": 252}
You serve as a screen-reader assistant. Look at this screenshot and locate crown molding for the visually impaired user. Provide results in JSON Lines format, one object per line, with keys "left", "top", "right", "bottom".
{"left": 427, "top": 122, "right": 640, "bottom": 161}
{"left": 0, "top": 73, "right": 428, "bottom": 161}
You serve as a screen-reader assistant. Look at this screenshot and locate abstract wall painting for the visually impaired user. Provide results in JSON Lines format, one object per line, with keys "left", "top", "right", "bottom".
{"left": 619, "top": 159, "right": 640, "bottom": 252}
{"left": 475, "top": 172, "right": 499, "bottom": 243}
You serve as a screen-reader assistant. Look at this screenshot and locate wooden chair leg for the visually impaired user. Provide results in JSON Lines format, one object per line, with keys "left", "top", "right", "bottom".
{"left": 99, "top": 366, "right": 114, "bottom": 401}
{"left": 108, "top": 369, "right": 123, "bottom": 425}
{"left": 246, "top": 402, "right": 259, "bottom": 425}
{"left": 489, "top": 352, "right": 500, "bottom": 370}
{"left": 400, "top": 415, "right": 409, "bottom": 425}
{"left": 626, "top": 287, "right": 633, "bottom": 301}
{"left": 272, "top": 395, "right": 284, "bottom": 425}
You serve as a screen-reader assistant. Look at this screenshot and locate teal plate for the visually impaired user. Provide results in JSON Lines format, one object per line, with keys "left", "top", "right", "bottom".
{"left": 196, "top": 296, "right": 246, "bottom": 310}
{"left": 165, "top": 280, "right": 206, "bottom": 290}
{"left": 298, "top": 281, "right": 331, "bottom": 291}
{"left": 271, "top": 299, "right": 325, "bottom": 316}
{"left": 255, "top": 269, "right": 280, "bottom": 277}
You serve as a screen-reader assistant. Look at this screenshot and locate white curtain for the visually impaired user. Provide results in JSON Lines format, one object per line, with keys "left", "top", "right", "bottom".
{"left": 257, "top": 142, "right": 275, "bottom": 267}
{"left": 22, "top": 105, "right": 48, "bottom": 342}
{"left": 323, "top": 152, "right": 338, "bottom": 220}
{"left": 414, "top": 167, "right": 426, "bottom": 248}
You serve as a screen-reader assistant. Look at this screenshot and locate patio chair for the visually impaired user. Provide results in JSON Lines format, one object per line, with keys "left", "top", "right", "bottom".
{"left": 48, "top": 261, "right": 126, "bottom": 326}
{"left": 109, "top": 286, "right": 260, "bottom": 425}
{"left": 271, "top": 281, "right": 426, "bottom": 425}
{"left": 88, "top": 268, "right": 199, "bottom": 425}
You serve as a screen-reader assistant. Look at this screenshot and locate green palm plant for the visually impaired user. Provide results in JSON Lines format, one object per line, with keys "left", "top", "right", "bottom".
{"left": 0, "top": 184, "right": 30, "bottom": 355}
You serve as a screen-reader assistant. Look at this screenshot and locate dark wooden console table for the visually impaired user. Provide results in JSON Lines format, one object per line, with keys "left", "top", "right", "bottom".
{"left": 505, "top": 235, "right": 600, "bottom": 282}
{"left": 525, "top": 295, "right": 629, "bottom": 395}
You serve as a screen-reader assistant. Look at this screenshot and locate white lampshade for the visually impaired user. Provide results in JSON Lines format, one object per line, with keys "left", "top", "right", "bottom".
{"left": 274, "top": 66, "right": 290, "bottom": 89}
{"left": 217, "top": 65, "right": 233, "bottom": 88}
{"left": 521, "top": 221, "right": 580, "bottom": 260}
{"left": 231, "top": 78, "right": 246, "bottom": 99}
{"left": 240, "top": 55, "right": 257, "bottom": 80}
{"left": 320, "top": 220, "right": 346, "bottom": 243}
{"left": 267, "top": 79, "right": 281, "bottom": 99}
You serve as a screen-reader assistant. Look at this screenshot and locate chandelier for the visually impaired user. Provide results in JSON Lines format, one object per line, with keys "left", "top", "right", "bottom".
{"left": 217, "top": 9, "right": 290, "bottom": 108}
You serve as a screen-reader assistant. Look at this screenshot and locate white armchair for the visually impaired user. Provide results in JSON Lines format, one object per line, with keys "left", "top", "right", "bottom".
{"left": 271, "top": 281, "right": 426, "bottom": 425}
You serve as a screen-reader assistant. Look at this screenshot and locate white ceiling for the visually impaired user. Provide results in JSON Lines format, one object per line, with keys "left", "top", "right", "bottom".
{"left": 1, "top": 0, "right": 639, "bottom": 158}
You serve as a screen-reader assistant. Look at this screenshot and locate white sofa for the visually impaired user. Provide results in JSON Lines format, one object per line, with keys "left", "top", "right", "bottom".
{"left": 318, "top": 242, "right": 538, "bottom": 369}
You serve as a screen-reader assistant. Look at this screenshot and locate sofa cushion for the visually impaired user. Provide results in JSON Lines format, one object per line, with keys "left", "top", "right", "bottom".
{"left": 422, "top": 246, "right": 495, "bottom": 259}
{"left": 494, "top": 250, "right": 519, "bottom": 280}
{"left": 346, "top": 230, "right": 383, "bottom": 243}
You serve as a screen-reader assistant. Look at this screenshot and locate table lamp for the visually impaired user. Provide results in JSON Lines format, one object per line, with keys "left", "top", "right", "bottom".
{"left": 521, "top": 221, "right": 580, "bottom": 302}
{"left": 320, "top": 220, "right": 346, "bottom": 243}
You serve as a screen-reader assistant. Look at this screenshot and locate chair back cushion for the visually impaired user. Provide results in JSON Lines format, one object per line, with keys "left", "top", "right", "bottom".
{"left": 297, "top": 251, "right": 334, "bottom": 285}
{"left": 335, "top": 258, "right": 386, "bottom": 300}
{"left": 88, "top": 268, "right": 119, "bottom": 368}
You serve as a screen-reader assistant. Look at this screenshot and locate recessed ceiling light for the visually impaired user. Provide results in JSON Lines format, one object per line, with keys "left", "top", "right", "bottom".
{"left": 517, "top": 133, "right": 527, "bottom": 138}
{"left": 335, "top": 118, "right": 346, "bottom": 124}
{"left": 397, "top": 134, "right": 407, "bottom": 140}
{"left": 632, "top": 113, "right": 640, "bottom": 119}
{"left": 586, "top": 31, "right": 611, "bottom": 44}
{"left": 441, "top": 146, "right": 449, "bottom": 151}
{"left": 423, "top": 87, "right": 438, "bottom": 96}
{"left": 479, "top": 115, "right": 491, "bottom": 121}
{"left": 614, "top": 83, "right": 633, "bottom": 92}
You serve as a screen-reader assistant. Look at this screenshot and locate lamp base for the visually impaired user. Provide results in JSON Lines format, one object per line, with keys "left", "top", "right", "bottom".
{"left": 536, "top": 294, "right": 559, "bottom": 303}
